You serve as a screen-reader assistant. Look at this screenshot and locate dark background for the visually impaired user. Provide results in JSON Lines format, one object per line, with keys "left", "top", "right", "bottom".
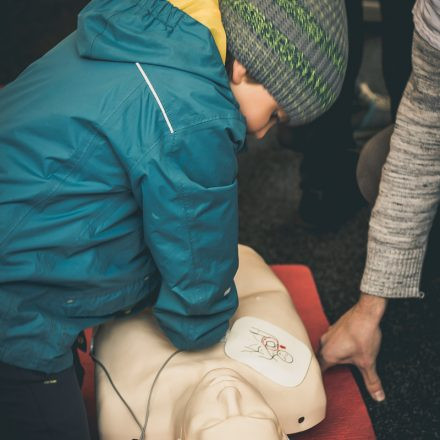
{"left": 1, "top": 1, "right": 439, "bottom": 438}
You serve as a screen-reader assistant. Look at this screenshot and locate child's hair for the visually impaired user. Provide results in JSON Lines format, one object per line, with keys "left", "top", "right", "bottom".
{"left": 225, "top": 49, "right": 235, "bottom": 80}
{"left": 220, "top": 0, "right": 349, "bottom": 126}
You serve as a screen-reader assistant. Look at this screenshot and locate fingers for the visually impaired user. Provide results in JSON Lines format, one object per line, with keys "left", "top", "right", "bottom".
{"left": 359, "top": 362, "right": 385, "bottom": 402}
{"left": 317, "top": 308, "right": 386, "bottom": 402}
{"left": 317, "top": 332, "right": 333, "bottom": 371}
{"left": 318, "top": 334, "right": 350, "bottom": 372}
{"left": 319, "top": 328, "right": 331, "bottom": 346}
{"left": 318, "top": 349, "right": 351, "bottom": 372}
{"left": 319, "top": 348, "right": 386, "bottom": 402}
{"left": 318, "top": 329, "right": 386, "bottom": 403}
{"left": 317, "top": 350, "right": 332, "bottom": 372}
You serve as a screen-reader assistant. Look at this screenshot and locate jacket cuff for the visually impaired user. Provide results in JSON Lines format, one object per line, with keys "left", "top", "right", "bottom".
{"left": 360, "top": 242, "right": 426, "bottom": 298}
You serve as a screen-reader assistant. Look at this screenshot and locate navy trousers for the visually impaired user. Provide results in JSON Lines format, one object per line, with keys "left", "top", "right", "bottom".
{"left": 0, "top": 347, "right": 91, "bottom": 440}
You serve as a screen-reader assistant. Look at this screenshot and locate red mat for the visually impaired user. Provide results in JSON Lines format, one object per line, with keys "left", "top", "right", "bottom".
{"left": 272, "top": 265, "right": 376, "bottom": 440}
{"left": 79, "top": 265, "right": 376, "bottom": 439}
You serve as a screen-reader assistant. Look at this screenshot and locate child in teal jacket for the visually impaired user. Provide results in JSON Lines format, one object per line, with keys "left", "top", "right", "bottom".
{"left": 0, "top": 0, "right": 347, "bottom": 437}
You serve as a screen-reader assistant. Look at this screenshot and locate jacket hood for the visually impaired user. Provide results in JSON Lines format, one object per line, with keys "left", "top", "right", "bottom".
{"left": 76, "top": 0, "right": 225, "bottom": 69}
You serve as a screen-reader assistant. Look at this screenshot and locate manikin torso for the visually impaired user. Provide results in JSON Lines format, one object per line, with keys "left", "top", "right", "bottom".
{"left": 94, "top": 246, "right": 326, "bottom": 440}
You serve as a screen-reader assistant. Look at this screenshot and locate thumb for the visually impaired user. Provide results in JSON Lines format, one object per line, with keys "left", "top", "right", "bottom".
{"left": 359, "top": 362, "right": 385, "bottom": 402}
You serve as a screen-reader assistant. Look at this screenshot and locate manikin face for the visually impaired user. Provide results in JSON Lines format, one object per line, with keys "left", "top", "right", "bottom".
{"left": 180, "top": 368, "right": 286, "bottom": 440}
{"left": 229, "top": 60, "right": 288, "bottom": 139}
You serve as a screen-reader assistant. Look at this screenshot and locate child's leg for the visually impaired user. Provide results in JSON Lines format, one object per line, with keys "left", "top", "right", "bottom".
{"left": 0, "top": 360, "right": 91, "bottom": 440}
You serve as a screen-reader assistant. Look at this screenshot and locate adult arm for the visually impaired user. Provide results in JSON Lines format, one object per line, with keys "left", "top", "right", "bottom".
{"left": 320, "top": 31, "right": 440, "bottom": 400}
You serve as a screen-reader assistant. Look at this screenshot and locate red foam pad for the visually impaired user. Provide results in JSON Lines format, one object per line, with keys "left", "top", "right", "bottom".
{"left": 80, "top": 265, "right": 375, "bottom": 439}
{"left": 271, "top": 265, "right": 376, "bottom": 440}
{"left": 80, "top": 328, "right": 97, "bottom": 439}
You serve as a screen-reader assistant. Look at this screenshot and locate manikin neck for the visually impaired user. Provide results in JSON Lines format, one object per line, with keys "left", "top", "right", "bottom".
{"left": 143, "top": 358, "right": 210, "bottom": 439}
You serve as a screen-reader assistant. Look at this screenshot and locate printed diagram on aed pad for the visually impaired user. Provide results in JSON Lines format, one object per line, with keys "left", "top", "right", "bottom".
{"left": 242, "top": 327, "right": 294, "bottom": 364}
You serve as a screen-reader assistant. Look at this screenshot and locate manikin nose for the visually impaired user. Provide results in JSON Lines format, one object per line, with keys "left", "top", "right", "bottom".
{"left": 219, "top": 386, "right": 242, "bottom": 417}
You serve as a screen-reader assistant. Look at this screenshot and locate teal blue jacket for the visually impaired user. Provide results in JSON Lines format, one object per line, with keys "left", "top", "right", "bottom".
{"left": 0, "top": 0, "right": 246, "bottom": 373}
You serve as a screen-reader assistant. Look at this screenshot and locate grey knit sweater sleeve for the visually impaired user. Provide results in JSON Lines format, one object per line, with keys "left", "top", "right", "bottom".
{"left": 413, "top": 0, "right": 440, "bottom": 51}
{"left": 360, "top": 31, "right": 440, "bottom": 298}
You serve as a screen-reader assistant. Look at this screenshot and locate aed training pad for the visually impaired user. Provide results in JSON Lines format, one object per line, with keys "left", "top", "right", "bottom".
{"left": 224, "top": 316, "right": 312, "bottom": 387}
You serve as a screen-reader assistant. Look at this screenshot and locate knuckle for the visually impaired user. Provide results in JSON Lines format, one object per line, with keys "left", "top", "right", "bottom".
{"left": 358, "top": 358, "right": 374, "bottom": 371}
{"left": 321, "top": 353, "right": 338, "bottom": 365}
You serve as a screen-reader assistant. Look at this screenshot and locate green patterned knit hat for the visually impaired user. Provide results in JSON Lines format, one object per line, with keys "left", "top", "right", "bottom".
{"left": 220, "top": 0, "right": 348, "bottom": 126}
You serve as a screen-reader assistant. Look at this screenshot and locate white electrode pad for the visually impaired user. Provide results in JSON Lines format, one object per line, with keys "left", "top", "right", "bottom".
{"left": 224, "top": 317, "right": 312, "bottom": 387}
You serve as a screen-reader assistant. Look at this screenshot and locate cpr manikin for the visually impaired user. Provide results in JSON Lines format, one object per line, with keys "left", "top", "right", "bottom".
{"left": 94, "top": 245, "right": 326, "bottom": 439}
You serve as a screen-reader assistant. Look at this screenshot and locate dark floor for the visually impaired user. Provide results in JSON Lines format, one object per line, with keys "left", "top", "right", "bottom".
{"left": 2, "top": 2, "right": 439, "bottom": 439}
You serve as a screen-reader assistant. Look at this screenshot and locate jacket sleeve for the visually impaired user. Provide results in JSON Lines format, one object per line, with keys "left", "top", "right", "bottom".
{"left": 132, "top": 119, "right": 245, "bottom": 350}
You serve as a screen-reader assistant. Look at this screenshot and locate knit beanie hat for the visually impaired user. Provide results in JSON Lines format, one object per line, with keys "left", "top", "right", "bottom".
{"left": 220, "top": 0, "right": 348, "bottom": 126}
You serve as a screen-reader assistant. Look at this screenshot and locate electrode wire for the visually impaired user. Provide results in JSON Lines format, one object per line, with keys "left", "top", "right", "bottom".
{"left": 91, "top": 334, "right": 181, "bottom": 440}
{"left": 91, "top": 353, "right": 143, "bottom": 431}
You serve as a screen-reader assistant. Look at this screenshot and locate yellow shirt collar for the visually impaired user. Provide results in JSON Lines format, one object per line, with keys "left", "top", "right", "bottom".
{"left": 168, "top": 0, "right": 227, "bottom": 63}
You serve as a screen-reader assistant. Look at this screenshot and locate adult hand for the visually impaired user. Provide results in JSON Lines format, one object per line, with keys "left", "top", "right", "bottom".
{"left": 318, "top": 292, "right": 388, "bottom": 402}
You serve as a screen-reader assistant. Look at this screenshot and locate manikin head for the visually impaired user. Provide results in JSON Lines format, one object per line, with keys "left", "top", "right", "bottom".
{"left": 178, "top": 368, "right": 288, "bottom": 440}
